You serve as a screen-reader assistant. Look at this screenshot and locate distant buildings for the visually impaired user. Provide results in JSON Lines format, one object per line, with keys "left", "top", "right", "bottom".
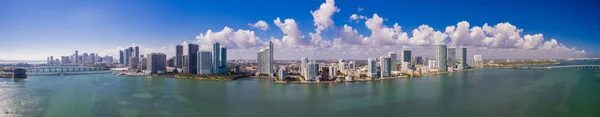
{"left": 119, "top": 50, "right": 124, "bottom": 64}
{"left": 329, "top": 66, "right": 337, "bottom": 78}
{"left": 301, "top": 57, "right": 308, "bottom": 76}
{"left": 380, "top": 56, "right": 391, "bottom": 78}
{"left": 147, "top": 53, "right": 167, "bottom": 74}
{"left": 197, "top": 51, "right": 213, "bottom": 74}
{"left": 129, "top": 57, "right": 139, "bottom": 70}
{"left": 347, "top": 61, "right": 356, "bottom": 69}
{"left": 134, "top": 46, "right": 140, "bottom": 58}
{"left": 321, "top": 66, "right": 329, "bottom": 80}
{"left": 257, "top": 41, "right": 274, "bottom": 76}
{"left": 338, "top": 59, "right": 345, "bottom": 71}
{"left": 278, "top": 68, "right": 287, "bottom": 81}
{"left": 474, "top": 55, "right": 483, "bottom": 68}
{"left": 459, "top": 47, "right": 467, "bottom": 69}
{"left": 437, "top": 44, "right": 448, "bottom": 71}
{"left": 185, "top": 44, "right": 199, "bottom": 74}
{"left": 13, "top": 68, "right": 27, "bottom": 78}
{"left": 447, "top": 47, "right": 456, "bottom": 68}
{"left": 402, "top": 50, "right": 411, "bottom": 63}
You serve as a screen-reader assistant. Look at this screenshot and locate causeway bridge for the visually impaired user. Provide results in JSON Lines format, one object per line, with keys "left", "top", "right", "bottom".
{"left": 547, "top": 65, "right": 600, "bottom": 69}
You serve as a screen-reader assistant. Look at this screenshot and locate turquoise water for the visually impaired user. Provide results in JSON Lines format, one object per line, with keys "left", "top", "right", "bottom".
{"left": 1, "top": 68, "right": 599, "bottom": 117}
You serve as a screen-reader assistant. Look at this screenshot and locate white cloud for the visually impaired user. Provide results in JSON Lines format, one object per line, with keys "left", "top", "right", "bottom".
{"left": 308, "top": 0, "right": 339, "bottom": 48}
{"left": 274, "top": 17, "right": 309, "bottom": 47}
{"left": 357, "top": 7, "right": 364, "bottom": 12}
{"left": 349, "top": 14, "right": 367, "bottom": 23}
{"left": 363, "top": 14, "right": 398, "bottom": 46}
{"left": 248, "top": 20, "right": 269, "bottom": 31}
{"left": 195, "top": 27, "right": 263, "bottom": 49}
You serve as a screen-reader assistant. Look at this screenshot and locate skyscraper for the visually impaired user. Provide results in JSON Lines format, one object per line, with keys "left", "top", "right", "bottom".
{"left": 388, "top": 52, "right": 397, "bottom": 71}
{"left": 437, "top": 44, "right": 448, "bottom": 71}
{"left": 213, "top": 42, "right": 221, "bottom": 74}
{"left": 447, "top": 47, "right": 456, "bottom": 68}
{"left": 220, "top": 47, "right": 227, "bottom": 74}
{"left": 380, "top": 56, "right": 391, "bottom": 78}
{"left": 75, "top": 50, "right": 79, "bottom": 63}
{"left": 134, "top": 46, "right": 140, "bottom": 58}
{"left": 187, "top": 44, "right": 199, "bottom": 74}
{"left": 402, "top": 50, "right": 411, "bottom": 63}
{"left": 197, "top": 51, "right": 213, "bottom": 74}
{"left": 301, "top": 57, "right": 308, "bottom": 76}
{"left": 119, "top": 50, "right": 124, "bottom": 64}
{"left": 338, "top": 59, "right": 345, "bottom": 72}
{"left": 474, "top": 55, "right": 483, "bottom": 68}
{"left": 147, "top": 53, "right": 167, "bottom": 74}
{"left": 257, "top": 41, "right": 274, "bottom": 76}
{"left": 367, "top": 58, "right": 377, "bottom": 78}
{"left": 460, "top": 47, "right": 467, "bottom": 69}
{"left": 176, "top": 45, "right": 183, "bottom": 68}
{"left": 329, "top": 66, "right": 336, "bottom": 78}
{"left": 306, "top": 61, "right": 319, "bottom": 81}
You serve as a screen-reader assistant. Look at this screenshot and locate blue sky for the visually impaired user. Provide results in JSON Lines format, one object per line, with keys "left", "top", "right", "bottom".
{"left": 1, "top": 0, "right": 599, "bottom": 60}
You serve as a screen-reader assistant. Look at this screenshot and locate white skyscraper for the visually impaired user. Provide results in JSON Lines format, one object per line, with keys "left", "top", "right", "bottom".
{"left": 329, "top": 66, "right": 337, "bottom": 78}
{"left": 301, "top": 57, "right": 308, "bottom": 76}
{"left": 257, "top": 41, "right": 274, "bottom": 76}
{"left": 388, "top": 52, "right": 397, "bottom": 71}
{"left": 368, "top": 58, "right": 377, "bottom": 78}
{"left": 306, "top": 61, "right": 319, "bottom": 81}
{"left": 347, "top": 61, "right": 356, "bottom": 69}
{"left": 474, "top": 55, "right": 483, "bottom": 68}
{"left": 437, "top": 44, "right": 448, "bottom": 71}
{"left": 401, "top": 62, "right": 410, "bottom": 72}
{"left": 428, "top": 60, "right": 436, "bottom": 68}
{"left": 380, "top": 56, "right": 391, "bottom": 78}
{"left": 197, "top": 51, "right": 213, "bottom": 74}
{"left": 278, "top": 68, "right": 287, "bottom": 81}
{"left": 338, "top": 59, "right": 345, "bottom": 72}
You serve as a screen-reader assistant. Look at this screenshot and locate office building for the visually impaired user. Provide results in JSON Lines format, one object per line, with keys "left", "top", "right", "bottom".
{"left": 402, "top": 50, "right": 412, "bottom": 63}
{"left": 197, "top": 51, "right": 213, "bottom": 74}
{"left": 380, "top": 56, "right": 391, "bottom": 78}
{"left": 257, "top": 41, "right": 274, "bottom": 76}
{"left": 186, "top": 44, "right": 199, "bottom": 74}
{"left": 119, "top": 50, "right": 124, "bottom": 64}
{"left": 147, "top": 53, "right": 167, "bottom": 74}
{"left": 437, "top": 44, "right": 448, "bottom": 71}
{"left": 459, "top": 47, "right": 468, "bottom": 69}
{"left": 176, "top": 45, "right": 184, "bottom": 68}
{"left": 368, "top": 58, "right": 377, "bottom": 78}
{"left": 447, "top": 47, "right": 456, "bottom": 68}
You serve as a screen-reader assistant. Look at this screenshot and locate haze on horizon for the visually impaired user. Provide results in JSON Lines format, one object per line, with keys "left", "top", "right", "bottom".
{"left": 1, "top": 0, "right": 599, "bottom": 61}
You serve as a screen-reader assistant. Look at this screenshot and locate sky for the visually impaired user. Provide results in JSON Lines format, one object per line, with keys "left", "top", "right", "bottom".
{"left": 1, "top": 0, "right": 599, "bottom": 60}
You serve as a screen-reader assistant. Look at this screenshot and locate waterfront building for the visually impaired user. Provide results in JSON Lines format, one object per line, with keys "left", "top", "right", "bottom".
{"left": 13, "top": 68, "right": 27, "bottom": 78}
{"left": 187, "top": 44, "right": 199, "bottom": 74}
{"left": 402, "top": 50, "right": 412, "bottom": 63}
{"left": 338, "top": 59, "right": 345, "bottom": 72}
{"left": 176, "top": 44, "right": 184, "bottom": 69}
{"left": 142, "top": 57, "right": 148, "bottom": 70}
{"left": 388, "top": 52, "right": 397, "bottom": 71}
{"left": 182, "top": 55, "right": 189, "bottom": 73}
{"left": 129, "top": 57, "right": 139, "bottom": 70}
{"left": 329, "top": 66, "right": 337, "bottom": 78}
{"left": 447, "top": 47, "right": 456, "bottom": 68}
{"left": 415, "top": 56, "right": 423, "bottom": 65}
{"left": 428, "top": 60, "right": 436, "bottom": 68}
{"left": 220, "top": 47, "right": 227, "bottom": 74}
{"left": 212, "top": 43, "right": 228, "bottom": 74}
{"left": 380, "top": 56, "right": 391, "bottom": 78}
{"left": 348, "top": 61, "right": 356, "bottom": 69}
{"left": 301, "top": 57, "right": 308, "bottom": 76}
{"left": 459, "top": 47, "right": 468, "bottom": 70}
{"left": 278, "top": 68, "right": 287, "bottom": 81}
{"left": 474, "top": 55, "right": 483, "bottom": 68}
{"left": 197, "top": 51, "right": 213, "bottom": 74}
{"left": 119, "top": 50, "right": 124, "bottom": 64}
{"left": 147, "top": 53, "right": 167, "bottom": 74}
{"left": 257, "top": 41, "right": 274, "bottom": 76}
{"left": 306, "top": 61, "right": 319, "bottom": 81}
{"left": 166, "top": 57, "right": 174, "bottom": 68}
{"left": 401, "top": 62, "right": 411, "bottom": 72}
{"left": 423, "top": 57, "right": 429, "bottom": 66}
{"left": 437, "top": 44, "right": 448, "bottom": 71}
{"left": 321, "top": 67, "right": 330, "bottom": 81}
{"left": 368, "top": 58, "right": 377, "bottom": 78}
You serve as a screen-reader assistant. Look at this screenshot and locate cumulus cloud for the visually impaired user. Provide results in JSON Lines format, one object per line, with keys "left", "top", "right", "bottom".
{"left": 363, "top": 14, "right": 398, "bottom": 46}
{"left": 274, "top": 17, "right": 309, "bottom": 47}
{"left": 248, "top": 20, "right": 269, "bottom": 31}
{"left": 307, "top": 0, "right": 339, "bottom": 48}
{"left": 349, "top": 14, "right": 367, "bottom": 23}
{"left": 195, "top": 27, "right": 263, "bottom": 49}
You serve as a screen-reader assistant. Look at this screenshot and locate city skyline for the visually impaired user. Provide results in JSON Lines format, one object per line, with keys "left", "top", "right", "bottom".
{"left": 2, "top": 0, "right": 599, "bottom": 60}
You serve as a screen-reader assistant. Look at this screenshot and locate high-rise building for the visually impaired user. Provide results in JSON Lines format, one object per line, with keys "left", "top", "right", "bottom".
{"left": 75, "top": 50, "right": 79, "bottom": 63}
{"left": 301, "top": 57, "right": 308, "bottom": 76}
{"left": 220, "top": 47, "right": 227, "bottom": 74}
{"left": 134, "top": 46, "right": 140, "bottom": 58}
{"left": 90, "top": 53, "right": 96, "bottom": 64}
{"left": 368, "top": 58, "right": 377, "bottom": 78}
{"left": 459, "top": 47, "right": 467, "bottom": 69}
{"left": 278, "top": 68, "right": 287, "bottom": 81}
{"left": 257, "top": 41, "right": 274, "bottom": 76}
{"left": 437, "top": 44, "right": 448, "bottom": 71}
{"left": 422, "top": 57, "right": 429, "bottom": 66}
{"left": 213, "top": 43, "right": 221, "bottom": 74}
{"left": 447, "top": 47, "right": 456, "bottom": 68}
{"left": 347, "top": 61, "right": 356, "bottom": 69}
{"left": 142, "top": 57, "right": 148, "bottom": 70}
{"left": 321, "top": 66, "right": 329, "bottom": 80}
{"left": 380, "top": 56, "right": 391, "bottom": 78}
{"left": 187, "top": 44, "right": 199, "bottom": 74}
{"left": 147, "top": 53, "right": 167, "bottom": 74}
{"left": 197, "top": 51, "right": 213, "bottom": 74}
{"left": 474, "top": 55, "right": 483, "bottom": 68}
{"left": 388, "top": 52, "right": 397, "bottom": 71}
{"left": 329, "top": 66, "right": 336, "bottom": 78}
{"left": 306, "top": 61, "right": 319, "bottom": 81}
{"left": 415, "top": 56, "right": 423, "bottom": 65}
{"left": 401, "top": 62, "right": 410, "bottom": 72}
{"left": 129, "top": 57, "right": 139, "bottom": 70}
{"left": 119, "top": 50, "right": 124, "bottom": 64}
{"left": 182, "top": 55, "right": 189, "bottom": 73}
{"left": 176, "top": 45, "right": 183, "bottom": 68}
{"left": 402, "top": 50, "right": 412, "bottom": 63}
{"left": 124, "top": 48, "right": 131, "bottom": 65}
{"left": 338, "top": 59, "right": 345, "bottom": 72}
{"left": 428, "top": 60, "right": 436, "bottom": 68}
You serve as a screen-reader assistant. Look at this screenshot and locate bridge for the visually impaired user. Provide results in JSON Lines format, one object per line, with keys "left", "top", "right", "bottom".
{"left": 547, "top": 65, "right": 600, "bottom": 69}
{"left": 28, "top": 71, "right": 111, "bottom": 76}
{"left": 25, "top": 67, "right": 109, "bottom": 72}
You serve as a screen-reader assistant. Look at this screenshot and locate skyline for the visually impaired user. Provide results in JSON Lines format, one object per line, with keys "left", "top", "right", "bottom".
{"left": 2, "top": 0, "right": 600, "bottom": 60}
